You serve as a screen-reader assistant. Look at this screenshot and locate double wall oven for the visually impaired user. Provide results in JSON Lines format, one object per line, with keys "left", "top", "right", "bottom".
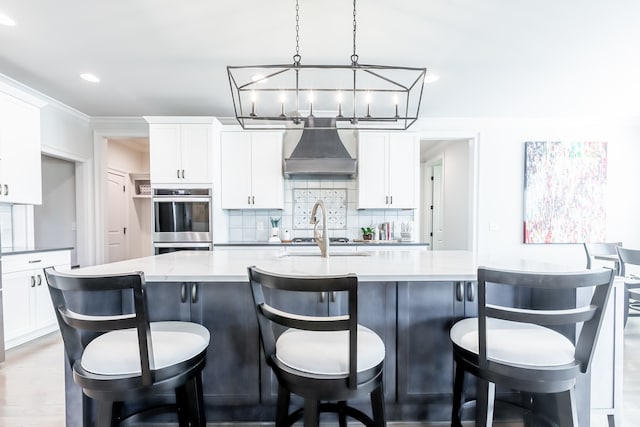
{"left": 152, "top": 188, "right": 213, "bottom": 254}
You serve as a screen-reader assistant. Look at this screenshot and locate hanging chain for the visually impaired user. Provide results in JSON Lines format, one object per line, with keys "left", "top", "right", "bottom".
{"left": 293, "top": 0, "right": 301, "bottom": 66}
{"left": 351, "top": 0, "right": 358, "bottom": 65}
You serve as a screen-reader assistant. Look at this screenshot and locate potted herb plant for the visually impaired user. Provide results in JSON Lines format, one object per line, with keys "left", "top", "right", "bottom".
{"left": 361, "top": 227, "right": 374, "bottom": 240}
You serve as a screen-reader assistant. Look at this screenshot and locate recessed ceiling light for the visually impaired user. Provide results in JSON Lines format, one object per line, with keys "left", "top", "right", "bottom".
{"left": 425, "top": 73, "right": 440, "bottom": 84}
{"left": 0, "top": 12, "right": 16, "bottom": 26}
{"left": 80, "top": 73, "right": 100, "bottom": 83}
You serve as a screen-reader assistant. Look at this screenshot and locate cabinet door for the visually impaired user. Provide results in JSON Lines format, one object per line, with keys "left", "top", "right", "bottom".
{"left": 0, "top": 93, "right": 42, "bottom": 204}
{"left": 190, "top": 283, "right": 260, "bottom": 408}
{"left": 387, "top": 133, "right": 417, "bottom": 208}
{"left": 220, "top": 132, "right": 253, "bottom": 209}
{"left": 357, "top": 132, "right": 388, "bottom": 208}
{"left": 149, "top": 124, "right": 182, "bottom": 184}
{"left": 180, "top": 124, "right": 212, "bottom": 184}
{"left": 2, "top": 271, "right": 33, "bottom": 342}
{"left": 250, "top": 132, "right": 283, "bottom": 209}
{"left": 397, "top": 281, "right": 463, "bottom": 413}
{"left": 33, "top": 270, "right": 56, "bottom": 329}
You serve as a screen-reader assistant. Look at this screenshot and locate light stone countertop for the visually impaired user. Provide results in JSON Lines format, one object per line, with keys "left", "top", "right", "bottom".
{"left": 69, "top": 249, "right": 580, "bottom": 283}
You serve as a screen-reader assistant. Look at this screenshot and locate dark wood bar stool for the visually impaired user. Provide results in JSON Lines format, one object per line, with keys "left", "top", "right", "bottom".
{"left": 449, "top": 267, "right": 615, "bottom": 427}
{"left": 247, "top": 266, "right": 386, "bottom": 427}
{"left": 44, "top": 267, "right": 210, "bottom": 427}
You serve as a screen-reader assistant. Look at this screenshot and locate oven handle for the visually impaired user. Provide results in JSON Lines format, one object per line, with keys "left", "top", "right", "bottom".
{"left": 153, "top": 242, "right": 213, "bottom": 249}
{"left": 152, "top": 197, "right": 211, "bottom": 203}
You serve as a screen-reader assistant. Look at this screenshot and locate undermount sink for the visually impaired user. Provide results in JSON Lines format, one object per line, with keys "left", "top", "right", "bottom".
{"left": 279, "top": 251, "right": 372, "bottom": 257}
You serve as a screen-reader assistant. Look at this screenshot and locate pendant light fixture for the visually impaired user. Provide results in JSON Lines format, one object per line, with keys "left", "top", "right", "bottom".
{"left": 227, "top": 0, "right": 426, "bottom": 130}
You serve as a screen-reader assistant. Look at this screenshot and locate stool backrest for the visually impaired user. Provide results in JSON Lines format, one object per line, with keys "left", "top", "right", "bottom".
{"left": 584, "top": 242, "right": 622, "bottom": 269}
{"left": 247, "top": 266, "right": 359, "bottom": 388}
{"left": 43, "top": 267, "right": 155, "bottom": 385}
{"left": 477, "top": 267, "right": 615, "bottom": 374}
{"left": 617, "top": 247, "right": 640, "bottom": 277}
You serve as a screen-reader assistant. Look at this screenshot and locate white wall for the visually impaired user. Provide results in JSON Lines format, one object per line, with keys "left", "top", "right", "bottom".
{"left": 415, "top": 116, "right": 640, "bottom": 268}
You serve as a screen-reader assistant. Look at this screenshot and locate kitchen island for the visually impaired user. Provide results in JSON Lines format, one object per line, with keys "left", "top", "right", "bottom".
{"left": 62, "top": 249, "right": 623, "bottom": 427}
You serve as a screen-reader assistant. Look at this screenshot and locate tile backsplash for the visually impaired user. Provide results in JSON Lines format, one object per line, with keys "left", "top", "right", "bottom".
{"left": 226, "top": 179, "right": 414, "bottom": 242}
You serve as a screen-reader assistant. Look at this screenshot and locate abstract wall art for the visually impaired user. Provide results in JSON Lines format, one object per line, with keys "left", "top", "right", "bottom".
{"left": 523, "top": 141, "right": 607, "bottom": 244}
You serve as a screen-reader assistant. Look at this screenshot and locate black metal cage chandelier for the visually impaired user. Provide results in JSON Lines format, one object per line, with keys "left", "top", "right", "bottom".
{"left": 227, "top": 0, "right": 426, "bottom": 130}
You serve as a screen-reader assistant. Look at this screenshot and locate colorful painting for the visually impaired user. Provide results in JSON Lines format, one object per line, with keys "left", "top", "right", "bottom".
{"left": 523, "top": 141, "right": 607, "bottom": 244}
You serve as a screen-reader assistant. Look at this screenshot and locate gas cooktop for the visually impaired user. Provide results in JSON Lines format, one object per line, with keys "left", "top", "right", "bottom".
{"left": 291, "top": 237, "right": 350, "bottom": 243}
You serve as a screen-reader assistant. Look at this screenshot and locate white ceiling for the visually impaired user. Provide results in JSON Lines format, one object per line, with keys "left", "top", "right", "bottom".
{"left": 1, "top": 0, "right": 639, "bottom": 119}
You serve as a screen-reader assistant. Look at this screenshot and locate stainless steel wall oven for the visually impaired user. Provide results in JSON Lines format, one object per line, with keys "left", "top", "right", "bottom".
{"left": 152, "top": 188, "right": 213, "bottom": 254}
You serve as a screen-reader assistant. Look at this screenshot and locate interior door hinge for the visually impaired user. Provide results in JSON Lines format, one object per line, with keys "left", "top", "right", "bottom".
{"left": 430, "top": 205, "right": 433, "bottom": 210}
{"left": 430, "top": 232, "right": 433, "bottom": 237}
{"left": 122, "top": 185, "right": 125, "bottom": 192}
{"left": 430, "top": 176, "right": 434, "bottom": 181}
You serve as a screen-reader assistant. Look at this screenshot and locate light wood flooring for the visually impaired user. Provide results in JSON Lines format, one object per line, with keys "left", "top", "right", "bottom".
{"left": 1, "top": 318, "right": 640, "bottom": 427}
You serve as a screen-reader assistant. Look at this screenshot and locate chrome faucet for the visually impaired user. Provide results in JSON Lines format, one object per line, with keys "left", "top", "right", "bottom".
{"left": 310, "top": 199, "right": 329, "bottom": 257}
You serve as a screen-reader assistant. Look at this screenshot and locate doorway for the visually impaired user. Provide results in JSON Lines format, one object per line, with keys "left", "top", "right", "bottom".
{"left": 33, "top": 155, "right": 78, "bottom": 266}
{"left": 419, "top": 139, "right": 476, "bottom": 250}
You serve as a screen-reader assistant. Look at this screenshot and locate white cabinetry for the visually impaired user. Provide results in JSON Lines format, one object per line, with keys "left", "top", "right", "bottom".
{"left": 357, "top": 132, "right": 418, "bottom": 209}
{"left": 147, "top": 118, "right": 214, "bottom": 185}
{"left": 220, "top": 131, "right": 284, "bottom": 209}
{"left": 2, "top": 250, "right": 71, "bottom": 349}
{"left": 0, "top": 92, "right": 42, "bottom": 204}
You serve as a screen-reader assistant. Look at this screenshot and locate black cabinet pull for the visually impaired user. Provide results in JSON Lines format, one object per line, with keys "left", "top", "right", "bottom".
{"left": 455, "top": 282, "right": 464, "bottom": 302}
{"left": 252, "top": 195, "right": 255, "bottom": 205}
{"left": 191, "top": 283, "right": 198, "bottom": 304}
{"left": 390, "top": 195, "right": 393, "bottom": 204}
{"left": 247, "top": 195, "right": 251, "bottom": 205}
{"left": 181, "top": 169, "right": 185, "bottom": 179}
{"left": 28, "top": 259, "right": 42, "bottom": 264}
{"left": 180, "top": 283, "right": 187, "bottom": 303}
{"left": 30, "top": 276, "right": 36, "bottom": 287}
{"left": 177, "top": 169, "right": 180, "bottom": 179}
{"left": 3, "top": 184, "right": 8, "bottom": 195}
{"left": 466, "top": 282, "right": 475, "bottom": 302}
{"left": 36, "top": 274, "right": 42, "bottom": 286}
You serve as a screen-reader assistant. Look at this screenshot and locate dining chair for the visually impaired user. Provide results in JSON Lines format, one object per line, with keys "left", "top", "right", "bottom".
{"left": 44, "top": 267, "right": 210, "bottom": 427}
{"left": 584, "top": 242, "right": 622, "bottom": 274}
{"left": 247, "top": 266, "right": 386, "bottom": 427}
{"left": 449, "top": 266, "right": 615, "bottom": 427}
{"left": 617, "top": 247, "right": 640, "bottom": 322}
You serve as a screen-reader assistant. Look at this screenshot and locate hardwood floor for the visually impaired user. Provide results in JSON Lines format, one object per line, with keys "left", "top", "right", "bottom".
{"left": 1, "top": 318, "right": 639, "bottom": 427}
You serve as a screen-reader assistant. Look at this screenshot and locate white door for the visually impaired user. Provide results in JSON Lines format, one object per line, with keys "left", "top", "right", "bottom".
{"left": 107, "top": 171, "right": 128, "bottom": 262}
{"left": 432, "top": 163, "right": 444, "bottom": 250}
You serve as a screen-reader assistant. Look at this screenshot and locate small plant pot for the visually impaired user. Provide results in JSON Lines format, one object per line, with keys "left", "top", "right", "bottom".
{"left": 363, "top": 234, "right": 373, "bottom": 241}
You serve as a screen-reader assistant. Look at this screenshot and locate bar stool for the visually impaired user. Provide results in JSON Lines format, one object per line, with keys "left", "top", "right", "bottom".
{"left": 247, "top": 266, "right": 386, "bottom": 427}
{"left": 450, "top": 267, "right": 615, "bottom": 427}
{"left": 44, "top": 267, "right": 210, "bottom": 427}
{"left": 617, "top": 247, "right": 640, "bottom": 322}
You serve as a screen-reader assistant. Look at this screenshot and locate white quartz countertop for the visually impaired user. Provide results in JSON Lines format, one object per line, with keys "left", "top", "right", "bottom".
{"left": 69, "top": 249, "right": 582, "bottom": 283}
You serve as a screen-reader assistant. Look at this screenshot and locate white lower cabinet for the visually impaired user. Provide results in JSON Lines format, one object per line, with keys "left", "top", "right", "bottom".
{"left": 2, "top": 250, "right": 71, "bottom": 349}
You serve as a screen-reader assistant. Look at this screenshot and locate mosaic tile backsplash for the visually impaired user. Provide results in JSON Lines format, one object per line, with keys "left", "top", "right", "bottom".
{"left": 226, "top": 179, "right": 415, "bottom": 242}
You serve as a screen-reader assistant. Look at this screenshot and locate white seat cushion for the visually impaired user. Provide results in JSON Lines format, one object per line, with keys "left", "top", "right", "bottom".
{"left": 450, "top": 317, "right": 575, "bottom": 367}
{"left": 276, "top": 325, "right": 385, "bottom": 375}
{"left": 81, "top": 321, "right": 210, "bottom": 376}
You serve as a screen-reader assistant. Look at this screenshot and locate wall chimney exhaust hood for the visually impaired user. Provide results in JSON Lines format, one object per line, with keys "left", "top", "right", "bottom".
{"left": 284, "top": 118, "right": 357, "bottom": 179}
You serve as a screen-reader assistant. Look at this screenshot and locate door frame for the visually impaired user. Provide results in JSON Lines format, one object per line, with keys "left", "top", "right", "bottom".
{"left": 92, "top": 118, "right": 149, "bottom": 265}
{"left": 417, "top": 132, "right": 479, "bottom": 252}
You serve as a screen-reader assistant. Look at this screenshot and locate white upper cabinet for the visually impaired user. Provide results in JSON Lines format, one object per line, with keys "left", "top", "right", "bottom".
{"left": 147, "top": 118, "right": 214, "bottom": 185}
{"left": 0, "top": 92, "right": 42, "bottom": 204}
{"left": 220, "top": 131, "right": 283, "bottom": 209}
{"left": 357, "top": 131, "right": 418, "bottom": 209}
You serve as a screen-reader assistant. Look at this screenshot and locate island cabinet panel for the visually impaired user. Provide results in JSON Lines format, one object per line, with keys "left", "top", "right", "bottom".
{"left": 259, "top": 282, "right": 397, "bottom": 404}
{"left": 144, "top": 282, "right": 260, "bottom": 410}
